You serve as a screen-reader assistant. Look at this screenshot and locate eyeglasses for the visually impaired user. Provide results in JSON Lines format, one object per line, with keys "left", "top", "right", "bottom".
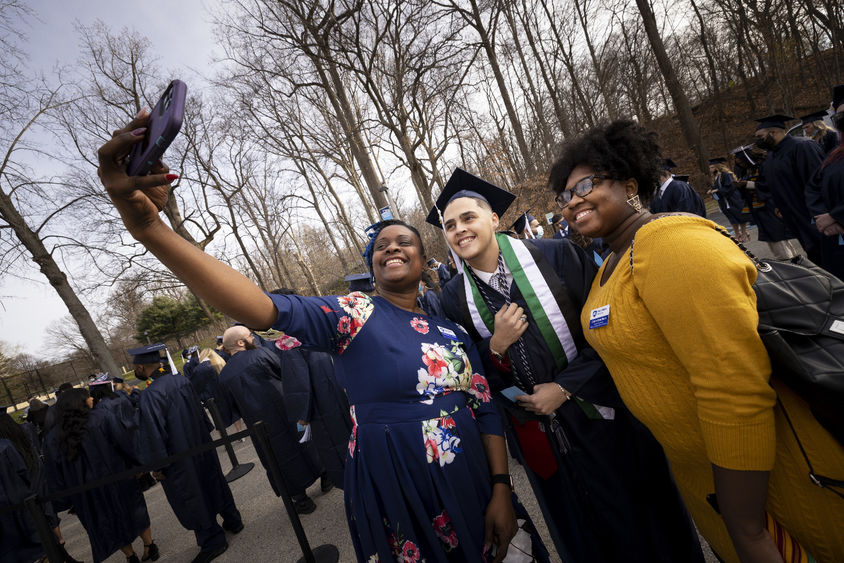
{"left": 555, "top": 174, "right": 613, "bottom": 208}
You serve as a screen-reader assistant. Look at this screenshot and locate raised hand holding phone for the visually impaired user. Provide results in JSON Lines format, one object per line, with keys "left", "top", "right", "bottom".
{"left": 127, "top": 79, "right": 186, "bottom": 176}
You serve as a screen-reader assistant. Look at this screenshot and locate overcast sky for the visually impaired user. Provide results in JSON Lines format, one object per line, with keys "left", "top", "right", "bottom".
{"left": 0, "top": 0, "right": 223, "bottom": 358}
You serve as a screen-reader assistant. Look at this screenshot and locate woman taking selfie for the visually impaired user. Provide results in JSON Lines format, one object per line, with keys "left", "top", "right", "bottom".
{"left": 96, "top": 111, "right": 546, "bottom": 563}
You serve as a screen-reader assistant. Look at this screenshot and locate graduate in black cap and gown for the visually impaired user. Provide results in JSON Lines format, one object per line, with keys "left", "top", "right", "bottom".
{"left": 132, "top": 344, "right": 242, "bottom": 563}
{"left": 650, "top": 158, "right": 706, "bottom": 216}
{"left": 43, "top": 388, "right": 155, "bottom": 563}
{"left": 804, "top": 86, "right": 844, "bottom": 279}
{"left": 708, "top": 157, "right": 749, "bottom": 241}
{"left": 731, "top": 145, "right": 800, "bottom": 260}
{"left": 801, "top": 110, "right": 839, "bottom": 156}
{"left": 754, "top": 114, "right": 824, "bottom": 263}
{"left": 433, "top": 169, "right": 703, "bottom": 563}
{"left": 217, "top": 325, "right": 324, "bottom": 514}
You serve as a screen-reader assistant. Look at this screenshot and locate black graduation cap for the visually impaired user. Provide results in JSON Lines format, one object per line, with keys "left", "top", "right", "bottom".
{"left": 730, "top": 145, "right": 758, "bottom": 165}
{"left": 345, "top": 273, "right": 374, "bottom": 293}
{"left": 833, "top": 85, "right": 844, "bottom": 110}
{"left": 800, "top": 111, "right": 828, "bottom": 125}
{"left": 754, "top": 114, "right": 792, "bottom": 131}
{"left": 425, "top": 168, "right": 516, "bottom": 228}
{"left": 674, "top": 175, "right": 690, "bottom": 182}
{"left": 112, "top": 376, "right": 124, "bottom": 384}
{"left": 216, "top": 335, "right": 223, "bottom": 344}
{"left": 510, "top": 211, "right": 537, "bottom": 236}
{"left": 708, "top": 157, "right": 726, "bottom": 165}
{"left": 663, "top": 158, "right": 677, "bottom": 169}
{"left": 128, "top": 343, "right": 167, "bottom": 365}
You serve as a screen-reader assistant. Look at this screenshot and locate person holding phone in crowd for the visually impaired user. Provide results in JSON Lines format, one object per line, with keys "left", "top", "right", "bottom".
{"left": 96, "top": 110, "right": 548, "bottom": 563}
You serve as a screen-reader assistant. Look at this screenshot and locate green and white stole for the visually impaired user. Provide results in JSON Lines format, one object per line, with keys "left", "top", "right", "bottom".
{"left": 463, "top": 233, "right": 612, "bottom": 420}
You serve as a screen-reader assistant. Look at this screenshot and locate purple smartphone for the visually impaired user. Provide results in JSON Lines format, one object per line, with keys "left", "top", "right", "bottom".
{"left": 127, "top": 79, "right": 187, "bottom": 176}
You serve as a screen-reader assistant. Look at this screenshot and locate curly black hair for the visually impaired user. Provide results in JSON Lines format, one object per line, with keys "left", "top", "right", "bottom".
{"left": 0, "top": 412, "right": 38, "bottom": 473}
{"left": 56, "top": 388, "right": 90, "bottom": 461}
{"left": 547, "top": 119, "right": 663, "bottom": 203}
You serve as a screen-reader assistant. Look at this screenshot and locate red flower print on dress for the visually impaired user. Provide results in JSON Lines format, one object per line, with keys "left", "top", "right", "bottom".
{"left": 432, "top": 510, "right": 459, "bottom": 550}
{"left": 320, "top": 305, "right": 337, "bottom": 314}
{"left": 410, "top": 317, "right": 429, "bottom": 334}
{"left": 337, "top": 316, "right": 352, "bottom": 333}
{"left": 468, "top": 373, "right": 492, "bottom": 403}
{"left": 422, "top": 348, "right": 448, "bottom": 378}
{"left": 401, "top": 540, "right": 421, "bottom": 562}
{"left": 348, "top": 406, "right": 357, "bottom": 457}
{"left": 274, "top": 334, "right": 302, "bottom": 351}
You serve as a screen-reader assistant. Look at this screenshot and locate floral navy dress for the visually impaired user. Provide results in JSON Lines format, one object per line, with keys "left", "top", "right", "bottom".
{"left": 267, "top": 292, "right": 546, "bottom": 562}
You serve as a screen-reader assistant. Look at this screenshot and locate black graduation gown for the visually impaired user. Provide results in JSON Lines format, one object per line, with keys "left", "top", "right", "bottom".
{"left": 417, "top": 289, "right": 444, "bottom": 318}
{"left": 44, "top": 407, "right": 150, "bottom": 563}
{"left": 712, "top": 173, "right": 746, "bottom": 224}
{"left": 760, "top": 135, "right": 824, "bottom": 256}
{"left": 819, "top": 130, "right": 840, "bottom": 156}
{"left": 287, "top": 349, "right": 352, "bottom": 490}
{"left": 137, "top": 372, "right": 239, "bottom": 534}
{"left": 0, "top": 439, "right": 45, "bottom": 563}
{"left": 812, "top": 157, "right": 844, "bottom": 279}
{"left": 650, "top": 179, "right": 706, "bottom": 217}
{"left": 440, "top": 238, "right": 702, "bottom": 563}
{"left": 218, "top": 347, "right": 321, "bottom": 498}
{"left": 436, "top": 263, "right": 451, "bottom": 288}
{"left": 185, "top": 359, "right": 237, "bottom": 427}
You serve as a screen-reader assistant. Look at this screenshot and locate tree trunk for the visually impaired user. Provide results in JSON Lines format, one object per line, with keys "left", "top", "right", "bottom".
{"left": 690, "top": 0, "right": 728, "bottom": 147}
{"left": 0, "top": 187, "right": 121, "bottom": 377}
{"left": 635, "top": 0, "right": 710, "bottom": 177}
{"left": 466, "top": 0, "right": 535, "bottom": 179}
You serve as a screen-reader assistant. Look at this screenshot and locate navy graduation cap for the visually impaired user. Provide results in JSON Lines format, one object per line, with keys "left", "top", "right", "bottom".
{"left": 345, "top": 273, "right": 374, "bottom": 293}
{"left": 673, "top": 174, "right": 690, "bottom": 183}
{"left": 708, "top": 157, "right": 726, "bottom": 165}
{"left": 800, "top": 110, "right": 828, "bottom": 125}
{"left": 425, "top": 168, "right": 516, "bottom": 228}
{"left": 510, "top": 212, "right": 534, "bottom": 234}
{"left": 662, "top": 158, "right": 678, "bottom": 169}
{"left": 128, "top": 343, "right": 168, "bottom": 365}
{"left": 755, "top": 114, "right": 792, "bottom": 131}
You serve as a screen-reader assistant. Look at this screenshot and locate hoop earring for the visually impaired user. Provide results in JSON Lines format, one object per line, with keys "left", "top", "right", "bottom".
{"left": 626, "top": 194, "right": 643, "bottom": 213}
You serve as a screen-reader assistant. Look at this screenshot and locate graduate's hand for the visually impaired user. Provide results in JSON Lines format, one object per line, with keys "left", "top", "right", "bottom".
{"left": 515, "top": 382, "right": 569, "bottom": 416}
{"left": 489, "top": 303, "right": 528, "bottom": 355}
{"left": 822, "top": 221, "right": 844, "bottom": 237}
{"left": 484, "top": 486, "right": 517, "bottom": 563}
{"left": 814, "top": 213, "right": 836, "bottom": 232}
{"left": 97, "top": 109, "right": 178, "bottom": 237}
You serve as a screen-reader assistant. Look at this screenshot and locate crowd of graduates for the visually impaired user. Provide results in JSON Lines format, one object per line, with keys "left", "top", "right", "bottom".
{"left": 2, "top": 85, "right": 843, "bottom": 563}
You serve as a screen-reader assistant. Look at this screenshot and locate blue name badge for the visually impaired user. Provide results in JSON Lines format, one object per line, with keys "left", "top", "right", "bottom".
{"left": 438, "top": 326, "right": 457, "bottom": 339}
{"left": 588, "top": 305, "right": 610, "bottom": 329}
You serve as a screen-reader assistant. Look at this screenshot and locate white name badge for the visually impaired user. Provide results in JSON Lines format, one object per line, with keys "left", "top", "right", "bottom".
{"left": 589, "top": 305, "right": 610, "bottom": 329}
{"left": 438, "top": 326, "right": 457, "bottom": 339}
{"left": 830, "top": 319, "right": 844, "bottom": 336}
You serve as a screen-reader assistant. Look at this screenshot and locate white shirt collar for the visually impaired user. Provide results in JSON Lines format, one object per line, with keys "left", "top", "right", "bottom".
{"left": 658, "top": 175, "right": 674, "bottom": 196}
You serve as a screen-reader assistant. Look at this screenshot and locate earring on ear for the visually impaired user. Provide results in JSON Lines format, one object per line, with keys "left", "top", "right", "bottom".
{"left": 626, "top": 193, "right": 643, "bottom": 213}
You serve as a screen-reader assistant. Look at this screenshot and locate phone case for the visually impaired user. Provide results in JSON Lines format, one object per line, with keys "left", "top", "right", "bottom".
{"left": 127, "top": 80, "right": 187, "bottom": 176}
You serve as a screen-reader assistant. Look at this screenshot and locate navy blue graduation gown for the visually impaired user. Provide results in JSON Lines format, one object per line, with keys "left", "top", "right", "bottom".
{"left": 760, "top": 135, "right": 824, "bottom": 256}
{"left": 44, "top": 407, "right": 150, "bottom": 563}
{"left": 218, "top": 347, "right": 320, "bottom": 498}
{"left": 417, "top": 289, "right": 444, "bottom": 318}
{"left": 137, "top": 372, "right": 238, "bottom": 533}
{"left": 818, "top": 130, "right": 840, "bottom": 156}
{"left": 711, "top": 173, "right": 745, "bottom": 224}
{"left": 185, "top": 359, "right": 237, "bottom": 427}
{"left": 650, "top": 179, "right": 706, "bottom": 217}
{"left": 436, "top": 263, "right": 451, "bottom": 288}
{"left": 0, "top": 439, "right": 45, "bottom": 563}
{"left": 440, "top": 238, "right": 703, "bottom": 563}
{"left": 809, "top": 157, "right": 844, "bottom": 279}
{"left": 292, "top": 349, "right": 352, "bottom": 490}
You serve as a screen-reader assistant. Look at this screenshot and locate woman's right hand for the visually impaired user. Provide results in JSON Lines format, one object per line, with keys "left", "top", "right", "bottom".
{"left": 97, "top": 109, "right": 178, "bottom": 237}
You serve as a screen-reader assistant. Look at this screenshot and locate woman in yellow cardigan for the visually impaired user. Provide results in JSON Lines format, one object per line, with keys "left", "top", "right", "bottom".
{"left": 546, "top": 119, "right": 844, "bottom": 563}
